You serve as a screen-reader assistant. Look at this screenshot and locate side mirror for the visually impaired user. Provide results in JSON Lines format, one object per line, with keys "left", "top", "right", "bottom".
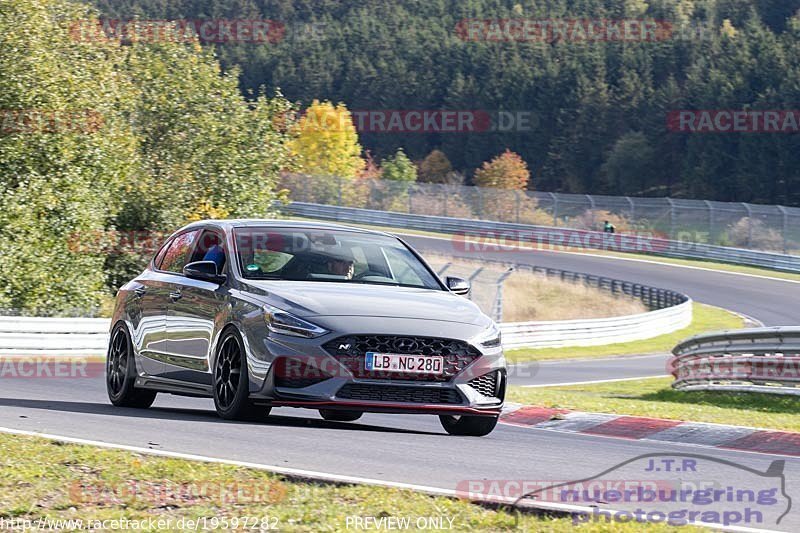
{"left": 183, "top": 261, "right": 226, "bottom": 284}
{"left": 446, "top": 276, "right": 470, "bottom": 295}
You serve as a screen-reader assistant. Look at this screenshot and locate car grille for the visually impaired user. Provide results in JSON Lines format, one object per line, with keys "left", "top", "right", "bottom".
{"left": 323, "top": 335, "right": 482, "bottom": 382}
{"left": 468, "top": 371, "right": 499, "bottom": 397}
{"left": 336, "top": 383, "right": 463, "bottom": 404}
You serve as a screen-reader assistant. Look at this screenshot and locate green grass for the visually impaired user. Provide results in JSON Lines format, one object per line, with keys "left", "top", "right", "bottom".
{"left": 505, "top": 304, "right": 745, "bottom": 363}
{"left": 507, "top": 377, "right": 800, "bottom": 433}
{"left": 0, "top": 432, "right": 687, "bottom": 532}
{"left": 289, "top": 216, "right": 800, "bottom": 282}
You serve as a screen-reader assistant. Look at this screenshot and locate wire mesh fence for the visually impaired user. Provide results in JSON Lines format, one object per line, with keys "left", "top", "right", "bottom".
{"left": 282, "top": 174, "right": 800, "bottom": 254}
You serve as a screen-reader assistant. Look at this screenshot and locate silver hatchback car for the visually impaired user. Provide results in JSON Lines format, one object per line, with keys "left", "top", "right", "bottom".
{"left": 107, "top": 220, "right": 506, "bottom": 436}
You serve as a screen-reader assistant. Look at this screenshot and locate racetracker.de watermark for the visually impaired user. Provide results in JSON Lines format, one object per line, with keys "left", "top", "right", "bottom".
{"left": 668, "top": 110, "right": 800, "bottom": 133}
{"left": 451, "top": 229, "right": 672, "bottom": 254}
{"left": 456, "top": 19, "right": 676, "bottom": 42}
{"left": 0, "top": 357, "right": 103, "bottom": 379}
{"left": 0, "top": 109, "right": 103, "bottom": 135}
{"left": 287, "top": 109, "right": 538, "bottom": 134}
{"left": 69, "top": 19, "right": 285, "bottom": 44}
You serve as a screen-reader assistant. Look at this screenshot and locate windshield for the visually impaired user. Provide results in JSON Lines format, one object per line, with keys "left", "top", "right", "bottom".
{"left": 233, "top": 228, "right": 442, "bottom": 290}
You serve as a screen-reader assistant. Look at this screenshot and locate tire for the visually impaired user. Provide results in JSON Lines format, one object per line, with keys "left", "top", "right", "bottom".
{"left": 106, "top": 324, "right": 157, "bottom": 408}
{"left": 319, "top": 409, "right": 363, "bottom": 422}
{"left": 213, "top": 328, "right": 269, "bottom": 421}
{"left": 439, "top": 414, "right": 499, "bottom": 436}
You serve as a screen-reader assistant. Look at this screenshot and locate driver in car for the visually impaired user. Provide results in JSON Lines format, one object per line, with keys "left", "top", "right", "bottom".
{"left": 327, "top": 256, "right": 355, "bottom": 280}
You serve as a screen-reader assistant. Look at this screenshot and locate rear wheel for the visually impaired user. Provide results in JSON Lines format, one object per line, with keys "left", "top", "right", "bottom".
{"left": 319, "top": 409, "right": 363, "bottom": 422}
{"left": 439, "top": 414, "right": 499, "bottom": 436}
{"left": 213, "top": 329, "right": 269, "bottom": 421}
{"left": 106, "top": 325, "right": 157, "bottom": 408}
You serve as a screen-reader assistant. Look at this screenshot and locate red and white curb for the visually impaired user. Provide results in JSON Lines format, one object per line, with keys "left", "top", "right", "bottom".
{"left": 500, "top": 404, "right": 800, "bottom": 457}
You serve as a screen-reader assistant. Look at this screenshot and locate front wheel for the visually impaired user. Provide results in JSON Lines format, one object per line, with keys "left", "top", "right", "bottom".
{"left": 319, "top": 409, "right": 363, "bottom": 422}
{"left": 106, "top": 325, "right": 157, "bottom": 408}
{"left": 439, "top": 414, "right": 499, "bottom": 436}
{"left": 213, "top": 329, "right": 269, "bottom": 421}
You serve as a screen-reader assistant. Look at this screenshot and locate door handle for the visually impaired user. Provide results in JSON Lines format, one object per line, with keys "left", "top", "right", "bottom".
{"left": 169, "top": 290, "right": 183, "bottom": 301}
{"left": 134, "top": 287, "right": 147, "bottom": 298}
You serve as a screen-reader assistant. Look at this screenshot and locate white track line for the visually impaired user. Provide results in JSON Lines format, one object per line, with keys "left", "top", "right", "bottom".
{"left": 0, "top": 426, "right": 780, "bottom": 533}
{"left": 521, "top": 375, "right": 669, "bottom": 388}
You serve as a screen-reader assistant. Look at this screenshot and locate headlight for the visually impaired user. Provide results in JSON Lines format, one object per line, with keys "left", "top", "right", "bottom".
{"left": 263, "top": 305, "right": 328, "bottom": 338}
{"left": 474, "top": 323, "right": 502, "bottom": 348}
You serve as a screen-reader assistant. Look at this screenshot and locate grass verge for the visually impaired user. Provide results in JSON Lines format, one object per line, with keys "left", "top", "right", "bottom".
{"left": 0, "top": 432, "right": 682, "bottom": 532}
{"left": 507, "top": 377, "right": 800, "bottom": 433}
{"left": 505, "top": 303, "right": 744, "bottom": 363}
{"left": 289, "top": 216, "right": 800, "bottom": 283}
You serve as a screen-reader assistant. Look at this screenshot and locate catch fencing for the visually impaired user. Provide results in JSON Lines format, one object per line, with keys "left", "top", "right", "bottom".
{"left": 283, "top": 174, "right": 800, "bottom": 255}
{"left": 286, "top": 202, "right": 800, "bottom": 273}
{"left": 671, "top": 327, "right": 800, "bottom": 396}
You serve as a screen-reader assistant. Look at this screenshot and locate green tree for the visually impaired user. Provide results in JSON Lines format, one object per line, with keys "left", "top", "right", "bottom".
{"left": 0, "top": 0, "right": 139, "bottom": 314}
{"left": 381, "top": 148, "right": 417, "bottom": 182}
{"left": 602, "top": 132, "right": 656, "bottom": 195}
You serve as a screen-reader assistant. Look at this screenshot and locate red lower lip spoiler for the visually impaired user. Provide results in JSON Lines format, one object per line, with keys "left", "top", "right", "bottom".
{"left": 270, "top": 399, "right": 502, "bottom": 416}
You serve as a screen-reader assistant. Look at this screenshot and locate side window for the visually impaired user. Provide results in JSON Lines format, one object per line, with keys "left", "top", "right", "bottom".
{"left": 350, "top": 246, "right": 370, "bottom": 277}
{"left": 192, "top": 230, "right": 227, "bottom": 272}
{"left": 159, "top": 230, "right": 201, "bottom": 274}
{"left": 153, "top": 239, "right": 173, "bottom": 270}
{"left": 383, "top": 247, "right": 426, "bottom": 286}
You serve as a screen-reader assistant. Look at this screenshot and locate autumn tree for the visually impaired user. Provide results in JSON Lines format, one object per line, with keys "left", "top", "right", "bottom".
{"left": 418, "top": 149, "right": 453, "bottom": 183}
{"left": 289, "top": 100, "right": 364, "bottom": 179}
{"left": 473, "top": 150, "right": 530, "bottom": 190}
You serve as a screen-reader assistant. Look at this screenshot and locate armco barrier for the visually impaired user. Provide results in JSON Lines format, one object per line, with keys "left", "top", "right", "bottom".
{"left": 286, "top": 202, "right": 800, "bottom": 273}
{"left": 671, "top": 327, "right": 800, "bottom": 395}
{"left": 0, "top": 315, "right": 109, "bottom": 357}
{"left": 0, "top": 276, "right": 691, "bottom": 354}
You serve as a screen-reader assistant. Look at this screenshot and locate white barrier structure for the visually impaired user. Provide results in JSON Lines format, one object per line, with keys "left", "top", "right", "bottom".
{"left": 501, "top": 298, "right": 693, "bottom": 349}
{"left": 0, "top": 316, "right": 109, "bottom": 356}
{"left": 671, "top": 327, "right": 800, "bottom": 395}
{"left": 0, "top": 297, "right": 692, "bottom": 355}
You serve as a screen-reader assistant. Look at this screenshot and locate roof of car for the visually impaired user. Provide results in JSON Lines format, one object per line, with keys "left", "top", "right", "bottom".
{"left": 181, "top": 219, "right": 394, "bottom": 237}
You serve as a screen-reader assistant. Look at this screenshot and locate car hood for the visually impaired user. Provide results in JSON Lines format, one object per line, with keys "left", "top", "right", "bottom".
{"left": 242, "top": 280, "right": 491, "bottom": 326}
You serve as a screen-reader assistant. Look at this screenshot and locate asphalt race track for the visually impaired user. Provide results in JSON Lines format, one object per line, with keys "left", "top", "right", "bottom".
{"left": 2, "top": 240, "right": 799, "bottom": 531}
{"left": 2, "top": 377, "right": 799, "bottom": 531}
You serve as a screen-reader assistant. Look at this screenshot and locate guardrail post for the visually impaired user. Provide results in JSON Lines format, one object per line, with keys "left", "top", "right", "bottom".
{"left": 467, "top": 268, "right": 484, "bottom": 301}
{"left": 337, "top": 175, "right": 343, "bottom": 206}
{"left": 492, "top": 268, "right": 514, "bottom": 322}
{"left": 515, "top": 191, "right": 521, "bottom": 223}
{"left": 778, "top": 205, "right": 789, "bottom": 254}
{"left": 550, "top": 192, "right": 559, "bottom": 226}
{"left": 743, "top": 203, "right": 753, "bottom": 248}
{"left": 586, "top": 194, "right": 596, "bottom": 228}
{"left": 666, "top": 198, "right": 676, "bottom": 239}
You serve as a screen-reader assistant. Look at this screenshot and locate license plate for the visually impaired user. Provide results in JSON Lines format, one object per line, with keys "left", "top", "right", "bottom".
{"left": 365, "top": 352, "right": 444, "bottom": 375}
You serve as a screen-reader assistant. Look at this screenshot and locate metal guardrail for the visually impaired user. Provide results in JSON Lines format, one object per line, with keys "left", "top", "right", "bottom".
{"left": 0, "top": 316, "right": 109, "bottom": 356}
{"left": 0, "top": 265, "right": 692, "bottom": 354}
{"left": 286, "top": 202, "right": 800, "bottom": 273}
{"left": 503, "top": 301, "right": 693, "bottom": 349}
{"left": 671, "top": 327, "right": 800, "bottom": 395}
